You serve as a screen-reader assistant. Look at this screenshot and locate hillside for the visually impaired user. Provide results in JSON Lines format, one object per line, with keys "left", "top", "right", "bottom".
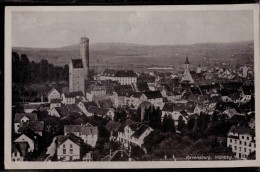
{"left": 13, "top": 41, "right": 254, "bottom": 72}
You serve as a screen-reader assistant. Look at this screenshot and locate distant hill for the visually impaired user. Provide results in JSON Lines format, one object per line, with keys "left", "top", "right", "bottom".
{"left": 13, "top": 41, "right": 254, "bottom": 72}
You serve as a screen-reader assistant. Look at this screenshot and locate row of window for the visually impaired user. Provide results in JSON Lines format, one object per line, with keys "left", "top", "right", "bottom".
{"left": 63, "top": 148, "right": 73, "bottom": 154}
{"left": 233, "top": 146, "right": 253, "bottom": 153}
{"left": 230, "top": 139, "right": 255, "bottom": 147}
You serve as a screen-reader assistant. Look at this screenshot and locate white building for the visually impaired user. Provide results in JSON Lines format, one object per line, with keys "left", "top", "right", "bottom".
{"left": 117, "top": 122, "right": 153, "bottom": 148}
{"left": 100, "top": 69, "right": 137, "bottom": 85}
{"left": 64, "top": 124, "right": 98, "bottom": 148}
{"left": 47, "top": 87, "right": 61, "bottom": 103}
{"left": 227, "top": 126, "right": 256, "bottom": 159}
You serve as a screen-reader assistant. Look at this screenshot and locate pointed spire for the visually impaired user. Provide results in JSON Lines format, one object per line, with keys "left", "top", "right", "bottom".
{"left": 185, "top": 56, "right": 190, "bottom": 64}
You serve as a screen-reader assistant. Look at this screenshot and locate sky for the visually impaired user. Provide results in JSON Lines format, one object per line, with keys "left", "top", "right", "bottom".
{"left": 12, "top": 10, "right": 253, "bottom": 48}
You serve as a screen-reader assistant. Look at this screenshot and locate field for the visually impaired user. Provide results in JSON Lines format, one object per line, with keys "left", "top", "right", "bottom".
{"left": 13, "top": 41, "right": 254, "bottom": 73}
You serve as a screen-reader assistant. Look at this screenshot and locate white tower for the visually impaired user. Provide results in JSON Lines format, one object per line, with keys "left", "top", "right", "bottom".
{"left": 242, "top": 65, "right": 248, "bottom": 79}
{"left": 80, "top": 37, "right": 89, "bottom": 81}
{"left": 182, "top": 56, "right": 194, "bottom": 83}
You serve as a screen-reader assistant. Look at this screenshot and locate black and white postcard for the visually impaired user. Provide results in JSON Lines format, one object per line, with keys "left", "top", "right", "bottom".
{"left": 4, "top": 5, "right": 260, "bottom": 169}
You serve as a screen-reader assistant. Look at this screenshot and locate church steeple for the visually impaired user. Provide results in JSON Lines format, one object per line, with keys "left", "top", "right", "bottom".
{"left": 185, "top": 56, "right": 190, "bottom": 64}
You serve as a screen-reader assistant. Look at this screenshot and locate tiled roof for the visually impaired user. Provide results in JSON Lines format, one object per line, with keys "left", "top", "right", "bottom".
{"left": 50, "top": 98, "right": 62, "bottom": 103}
{"left": 64, "top": 125, "right": 98, "bottom": 135}
{"left": 105, "top": 120, "right": 121, "bottom": 132}
{"left": 136, "top": 82, "right": 150, "bottom": 92}
{"left": 114, "top": 70, "right": 137, "bottom": 77}
{"left": 14, "top": 113, "right": 38, "bottom": 123}
{"left": 143, "top": 91, "right": 162, "bottom": 99}
{"left": 18, "top": 121, "right": 44, "bottom": 132}
{"left": 131, "top": 124, "right": 150, "bottom": 139}
{"left": 64, "top": 91, "right": 84, "bottom": 98}
{"left": 71, "top": 59, "right": 83, "bottom": 68}
{"left": 54, "top": 106, "right": 71, "bottom": 117}
{"left": 56, "top": 134, "right": 84, "bottom": 147}
{"left": 229, "top": 126, "right": 254, "bottom": 135}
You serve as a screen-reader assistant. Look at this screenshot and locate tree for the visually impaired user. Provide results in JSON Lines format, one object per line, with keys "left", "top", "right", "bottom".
{"left": 187, "top": 116, "right": 196, "bottom": 131}
{"left": 177, "top": 116, "right": 186, "bottom": 133}
{"left": 162, "top": 115, "right": 175, "bottom": 133}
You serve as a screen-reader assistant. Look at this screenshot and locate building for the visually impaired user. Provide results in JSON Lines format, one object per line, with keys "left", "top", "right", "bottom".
{"left": 12, "top": 142, "right": 29, "bottom": 161}
{"left": 64, "top": 124, "right": 98, "bottom": 148}
{"left": 69, "top": 37, "right": 90, "bottom": 95}
{"left": 117, "top": 122, "right": 153, "bottom": 148}
{"left": 100, "top": 69, "right": 137, "bottom": 85}
{"left": 62, "top": 91, "right": 85, "bottom": 105}
{"left": 47, "top": 87, "right": 61, "bottom": 103}
{"left": 182, "top": 56, "right": 194, "bottom": 83}
{"left": 56, "top": 134, "right": 84, "bottom": 161}
{"left": 14, "top": 113, "right": 38, "bottom": 134}
{"left": 14, "top": 129, "right": 41, "bottom": 152}
{"left": 227, "top": 126, "right": 256, "bottom": 159}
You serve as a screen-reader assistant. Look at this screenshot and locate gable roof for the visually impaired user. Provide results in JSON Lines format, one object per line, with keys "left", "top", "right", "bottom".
{"left": 131, "top": 124, "right": 150, "bottom": 139}
{"left": 14, "top": 113, "right": 38, "bottom": 123}
{"left": 64, "top": 91, "right": 84, "bottom": 98}
{"left": 105, "top": 120, "right": 122, "bottom": 132}
{"left": 56, "top": 134, "right": 84, "bottom": 147}
{"left": 71, "top": 59, "right": 83, "bottom": 68}
{"left": 18, "top": 121, "right": 44, "bottom": 133}
{"left": 114, "top": 70, "right": 137, "bottom": 77}
{"left": 47, "top": 87, "right": 61, "bottom": 97}
{"left": 228, "top": 126, "right": 254, "bottom": 135}
{"left": 64, "top": 125, "right": 98, "bottom": 135}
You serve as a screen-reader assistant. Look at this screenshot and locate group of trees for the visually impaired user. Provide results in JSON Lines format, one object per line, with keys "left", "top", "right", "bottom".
{"left": 12, "top": 52, "right": 69, "bottom": 83}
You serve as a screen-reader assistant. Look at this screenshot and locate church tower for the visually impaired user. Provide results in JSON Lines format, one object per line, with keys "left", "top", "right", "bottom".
{"left": 182, "top": 56, "right": 194, "bottom": 83}
{"left": 80, "top": 37, "right": 89, "bottom": 81}
{"left": 242, "top": 65, "right": 248, "bottom": 79}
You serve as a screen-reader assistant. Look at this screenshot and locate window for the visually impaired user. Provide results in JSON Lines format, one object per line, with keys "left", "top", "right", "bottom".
{"left": 70, "top": 144, "right": 73, "bottom": 148}
{"left": 63, "top": 144, "right": 66, "bottom": 148}
{"left": 249, "top": 143, "right": 251, "bottom": 147}
{"left": 242, "top": 136, "right": 244, "bottom": 139}
{"left": 244, "top": 142, "right": 247, "bottom": 146}
{"left": 239, "top": 141, "right": 242, "bottom": 144}
{"left": 70, "top": 149, "right": 73, "bottom": 154}
{"left": 63, "top": 149, "right": 66, "bottom": 154}
{"left": 235, "top": 140, "right": 237, "bottom": 144}
{"left": 239, "top": 147, "right": 241, "bottom": 151}
{"left": 244, "top": 148, "right": 246, "bottom": 152}
{"left": 247, "top": 136, "right": 249, "bottom": 140}
{"left": 230, "top": 139, "right": 232, "bottom": 143}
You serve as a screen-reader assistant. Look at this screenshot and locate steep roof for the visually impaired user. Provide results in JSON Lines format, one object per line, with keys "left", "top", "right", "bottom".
{"left": 64, "top": 91, "right": 84, "bottom": 98}
{"left": 114, "top": 70, "right": 137, "bottom": 77}
{"left": 56, "top": 134, "right": 84, "bottom": 147}
{"left": 14, "top": 113, "right": 38, "bottom": 123}
{"left": 50, "top": 98, "right": 62, "bottom": 103}
{"left": 64, "top": 125, "right": 98, "bottom": 135}
{"left": 47, "top": 87, "right": 61, "bottom": 97}
{"left": 136, "top": 82, "right": 150, "bottom": 92}
{"left": 185, "top": 56, "right": 190, "bottom": 64}
{"left": 143, "top": 91, "right": 162, "bottom": 99}
{"left": 131, "top": 124, "right": 150, "bottom": 139}
{"left": 228, "top": 126, "right": 254, "bottom": 135}
{"left": 71, "top": 59, "right": 83, "bottom": 68}
{"left": 18, "top": 121, "right": 44, "bottom": 133}
{"left": 105, "top": 120, "right": 122, "bottom": 132}
{"left": 54, "top": 106, "right": 71, "bottom": 117}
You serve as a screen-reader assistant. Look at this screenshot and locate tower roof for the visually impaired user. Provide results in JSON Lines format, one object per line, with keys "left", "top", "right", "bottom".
{"left": 185, "top": 56, "right": 190, "bottom": 64}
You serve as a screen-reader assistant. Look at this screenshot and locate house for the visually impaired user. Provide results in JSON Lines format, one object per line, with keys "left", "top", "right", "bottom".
{"left": 77, "top": 101, "right": 98, "bottom": 116}
{"left": 129, "top": 92, "right": 146, "bottom": 109}
{"left": 240, "top": 86, "right": 254, "bottom": 103}
{"left": 56, "top": 134, "right": 84, "bottom": 161}
{"left": 112, "top": 85, "right": 133, "bottom": 107}
{"left": 18, "top": 121, "right": 44, "bottom": 136}
{"left": 14, "top": 128, "right": 41, "bottom": 152}
{"left": 47, "top": 87, "right": 61, "bottom": 103}
{"left": 86, "top": 83, "right": 106, "bottom": 101}
{"left": 117, "top": 123, "right": 153, "bottom": 148}
{"left": 64, "top": 125, "right": 98, "bottom": 148}
{"left": 62, "top": 91, "right": 85, "bottom": 105}
{"left": 227, "top": 126, "right": 256, "bottom": 159}
{"left": 161, "top": 103, "right": 188, "bottom": 126}
{"left": 96, "top": 108, "right": 115, "bottom": 120}
{"left": 12, "top": 142, "right": 29, "bottom": 161}
{"left": 143, "top": 91, "right": 164, "bottom": 109}
{"left": 14, "top": 113, "right": 38, "bottom": 134}
{"left": 50, "top": 98, "right": 62, "bottom": 109}
{"left": 48, "top": 106, "right": 71, "bottom": 118}
{"left": 105, "top": 120, "right": 122, "bottom": 141}
{"left": 100, "top": 69, "right": 137, "bottom": 85}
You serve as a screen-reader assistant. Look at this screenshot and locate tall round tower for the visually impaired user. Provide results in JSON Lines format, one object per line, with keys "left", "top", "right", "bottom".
{"left": 80, "top": 37, "right": 89, "bottom": 80}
